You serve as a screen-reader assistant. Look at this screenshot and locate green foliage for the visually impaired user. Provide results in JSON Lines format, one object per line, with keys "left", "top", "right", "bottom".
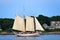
{"left": 45, "top": 28, "right": 60, "bottom": 32}
{"left": 45, "top": 28, "right": 54, "bottom": 32}
{"left": 0, "top": 18, "right": 14, "bottom": 31}
{"left": 50, "top": 16, "right": 60, "bottom": 21}
{"left": 54, "top": 28, "right": 60, "bottom": 31}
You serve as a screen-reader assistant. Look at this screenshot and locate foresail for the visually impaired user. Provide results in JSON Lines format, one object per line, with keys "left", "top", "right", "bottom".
{"left": 12, "top": 14, "right": 25, "bottom": 32}
{"left": 35, "top": 17, "right": 44, "bottom": 31}
{"left": 26, "top": 16, "right": 35, "bottom": 31}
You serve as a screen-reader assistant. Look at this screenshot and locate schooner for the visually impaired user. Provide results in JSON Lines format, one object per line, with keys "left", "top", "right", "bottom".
{"left": 12, "top": 14, "right": 44, "bottom": 37}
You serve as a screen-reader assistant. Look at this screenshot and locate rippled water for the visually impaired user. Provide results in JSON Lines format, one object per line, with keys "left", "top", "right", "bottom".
{"left": 0, "top": 34, "right": 60, "bottom": 40}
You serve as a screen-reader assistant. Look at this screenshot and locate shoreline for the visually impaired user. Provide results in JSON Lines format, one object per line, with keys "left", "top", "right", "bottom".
{"left": 0, "top": 31, "right": 14, "bottom": 35}
{"left": 0, "top": 31, "right": 60, "bottom": 35}
{"left": 41, "top": 32, "right": 60, "bottom": 35}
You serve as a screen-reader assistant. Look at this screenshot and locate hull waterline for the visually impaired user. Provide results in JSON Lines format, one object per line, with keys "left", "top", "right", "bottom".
{"left": 14, "top": 32, "right": 40, "bottom": 37}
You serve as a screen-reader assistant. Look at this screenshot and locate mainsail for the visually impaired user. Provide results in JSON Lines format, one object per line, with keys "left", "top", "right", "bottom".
{"left": 35, "top": 17, "right": 44, "bottom": 31}
{"left": 12, "top": 14, "right": 25, "bottom": 32}
{"left": 26, "top": 16, "right": 35, "bottom": 31}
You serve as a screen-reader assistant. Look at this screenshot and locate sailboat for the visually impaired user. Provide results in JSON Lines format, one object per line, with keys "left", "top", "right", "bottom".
{"left": 12, "top": 14, "right": 44, "bottom": 37}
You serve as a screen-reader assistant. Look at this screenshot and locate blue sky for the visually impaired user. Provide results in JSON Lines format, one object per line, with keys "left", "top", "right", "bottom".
{"left": 0, "top": 0, "right": 60, "bottom": 18}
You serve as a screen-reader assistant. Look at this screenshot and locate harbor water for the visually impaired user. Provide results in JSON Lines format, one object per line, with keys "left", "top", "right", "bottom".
{"left": 0, "top": 34, "right": 60, "bottom": 40}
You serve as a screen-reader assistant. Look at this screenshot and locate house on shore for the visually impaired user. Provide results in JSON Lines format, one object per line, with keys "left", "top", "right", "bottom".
{"left": 42, "top": 21, "right": 60, "bottom": 29}
{"left": 50, "top": 21, "right": 60, "bottom": 29}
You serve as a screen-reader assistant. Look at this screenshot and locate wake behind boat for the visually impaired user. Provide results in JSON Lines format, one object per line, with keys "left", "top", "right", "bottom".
{"left": 12, "top": 14, "right": 44, "bottom": 37}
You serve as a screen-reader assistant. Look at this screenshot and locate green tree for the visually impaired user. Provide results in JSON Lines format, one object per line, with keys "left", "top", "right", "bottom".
{"left": 1, "top": 18, "right": 14, "bottom": 31}
{"left": 50, "top": 16, "right": 60, "bottom": 21}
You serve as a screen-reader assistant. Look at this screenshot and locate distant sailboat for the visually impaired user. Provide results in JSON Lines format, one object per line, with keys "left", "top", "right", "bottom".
{"left": 12, "top": 14, "right": 44, "bottom": 37}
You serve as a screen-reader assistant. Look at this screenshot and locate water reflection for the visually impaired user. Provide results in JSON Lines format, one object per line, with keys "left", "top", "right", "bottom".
{"left": 0, "top": 35, "right": 60, "bottom": 40}
{"left": 14, "top": 34, "right": 60, "bottom": 40}
{"left": 14, "top": 36, "right": 40, "bottom": 40}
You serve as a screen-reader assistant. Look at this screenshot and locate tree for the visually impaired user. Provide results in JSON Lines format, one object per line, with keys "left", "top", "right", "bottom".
{"left": 1, "top": 18, "right": 14, "bottom": 31}
{"left": 50, "top": 16, "right": 60, "bottom": 21}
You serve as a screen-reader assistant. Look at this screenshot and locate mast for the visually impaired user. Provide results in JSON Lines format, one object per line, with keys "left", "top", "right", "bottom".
{"left": 12, "top": 14, "right": 25, "bottom": 32}
{"left": 33, "top": 17, "right": 36, "bottom": 32}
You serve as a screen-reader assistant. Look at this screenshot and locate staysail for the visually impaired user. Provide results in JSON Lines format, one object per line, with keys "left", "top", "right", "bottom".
{"left": 12, "top": 14, "right": 25, "bottom": 32}
{"left": 26, "top": 16, "right": 35, "bottom": 31}
{"left": 35, "top": 17, "right": 44, "bottom": 31}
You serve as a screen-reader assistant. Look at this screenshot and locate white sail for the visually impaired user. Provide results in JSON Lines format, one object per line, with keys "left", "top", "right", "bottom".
{"left": 12, "top": 14, "right": 25, "bottom": 32}
{"left": 35, "top": 17, "right": 44, "bottom": 31}
{"left": 26, "top": 16, "right": 35, "bottom": 31}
